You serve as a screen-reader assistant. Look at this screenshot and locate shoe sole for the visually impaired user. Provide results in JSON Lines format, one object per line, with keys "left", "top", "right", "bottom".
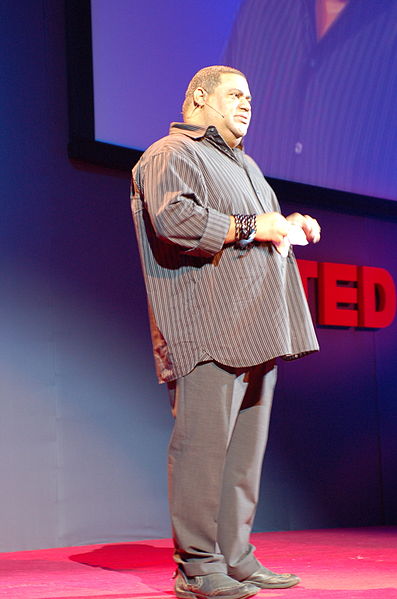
{"left": 244, "top": 577, "right": 300, "bottom": 589}
{"left": 175, "top": 587, "right": 259, "bottom": 599}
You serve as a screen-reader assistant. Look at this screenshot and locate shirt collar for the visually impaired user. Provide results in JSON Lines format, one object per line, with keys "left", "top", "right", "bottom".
{"left": 169, "top": 122, "right": 207, "bottom": 139}
{"left": 169, "top": 122, "right": 245, "bottom": 155}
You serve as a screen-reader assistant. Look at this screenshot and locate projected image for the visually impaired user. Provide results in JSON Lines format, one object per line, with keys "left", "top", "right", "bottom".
{"left": 91, "top": 0, "right": 243, "bottom": 151}
{"left": 90, "top": 0, "right": 397, "bottom": 200}
{"left": 224, "top": 0, "right": 397, "bottom": 200}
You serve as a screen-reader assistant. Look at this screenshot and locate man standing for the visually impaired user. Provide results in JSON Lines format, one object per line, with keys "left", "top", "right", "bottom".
{"left": 131, "top": 66, "right": 320, "bottom": 599}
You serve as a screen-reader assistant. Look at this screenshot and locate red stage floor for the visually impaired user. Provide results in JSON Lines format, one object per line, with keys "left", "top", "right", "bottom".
{"left": 1, "top": 528, "right": 396, "bottom": 599}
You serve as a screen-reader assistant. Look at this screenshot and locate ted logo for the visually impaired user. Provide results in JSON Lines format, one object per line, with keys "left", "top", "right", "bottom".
{"left": 297, "top": 260, "right": 396, "bottom": 328}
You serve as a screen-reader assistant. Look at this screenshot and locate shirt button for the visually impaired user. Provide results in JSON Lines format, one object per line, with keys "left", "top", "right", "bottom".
{"left": 294, "top": 142, "right": 303, "bottom": 154}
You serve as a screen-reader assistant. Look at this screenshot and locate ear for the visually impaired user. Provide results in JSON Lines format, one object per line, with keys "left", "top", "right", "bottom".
{"left": 193, "top": 87, "right": 207, "bottom": 107}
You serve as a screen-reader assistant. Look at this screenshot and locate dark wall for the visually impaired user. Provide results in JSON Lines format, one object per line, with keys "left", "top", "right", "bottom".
{"left": 1, "top": 0, "right": 396, "bottom": 551}
{"left": 1, "top": 1, "right": 171, "bottom": 551}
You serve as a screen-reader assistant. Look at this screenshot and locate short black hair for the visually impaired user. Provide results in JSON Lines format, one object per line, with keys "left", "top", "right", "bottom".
{"left": 182, "top": 65, "right": 245, "bottom": 118}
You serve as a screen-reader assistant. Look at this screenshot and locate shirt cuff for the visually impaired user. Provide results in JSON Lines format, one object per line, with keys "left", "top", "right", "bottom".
{"left": 185, "top": 209, "right": 231, "bottom": 257}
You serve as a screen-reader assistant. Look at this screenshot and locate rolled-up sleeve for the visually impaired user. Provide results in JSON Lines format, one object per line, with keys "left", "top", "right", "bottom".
{"left": 141, "top": 149, "right": 231, "bottom": 257}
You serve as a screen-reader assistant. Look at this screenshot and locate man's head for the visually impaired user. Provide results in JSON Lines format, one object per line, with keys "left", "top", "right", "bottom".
{"left": 182, "top": 65, "right": 252, "bottom": 148}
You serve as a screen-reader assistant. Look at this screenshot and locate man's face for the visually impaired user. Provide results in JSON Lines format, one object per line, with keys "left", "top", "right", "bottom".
{"left": 204, "top": 73, "right": 252, "bottom": 147}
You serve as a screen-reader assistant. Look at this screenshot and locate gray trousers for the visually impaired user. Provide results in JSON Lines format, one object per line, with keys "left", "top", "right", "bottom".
{"left": 168, "top": 360, "right": 277, "bottom": 580}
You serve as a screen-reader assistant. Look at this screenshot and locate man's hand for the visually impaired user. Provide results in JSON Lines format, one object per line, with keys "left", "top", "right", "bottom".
{"left": 255, "top": 212, "right": 289, "bottom": 244}
{"left": 286, "top": 212, "right": 321, "bottom": 244}
{"left": 225, "top": 212, "right": 320, "bottom": 246}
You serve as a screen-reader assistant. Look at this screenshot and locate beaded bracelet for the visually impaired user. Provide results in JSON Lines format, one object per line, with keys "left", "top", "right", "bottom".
{"left": 233, "top": 213, "right": 257, "bottom": 249}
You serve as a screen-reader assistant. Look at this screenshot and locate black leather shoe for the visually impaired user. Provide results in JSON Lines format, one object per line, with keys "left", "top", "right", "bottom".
{"left": 174, "top": 569, "right": 259, "bottom": 599}
{"left": 242, "top": 565, "right": 300, "bottom": 589}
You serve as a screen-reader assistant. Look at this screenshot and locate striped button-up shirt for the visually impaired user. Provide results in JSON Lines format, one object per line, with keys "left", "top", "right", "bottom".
{"left": 131, "top": 123, "right": 319, "bottom": 383}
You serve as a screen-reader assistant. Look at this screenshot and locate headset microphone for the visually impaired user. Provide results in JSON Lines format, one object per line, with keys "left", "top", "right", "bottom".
{"left": 204, "top": 103, "right": 225, "bottom": 119}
